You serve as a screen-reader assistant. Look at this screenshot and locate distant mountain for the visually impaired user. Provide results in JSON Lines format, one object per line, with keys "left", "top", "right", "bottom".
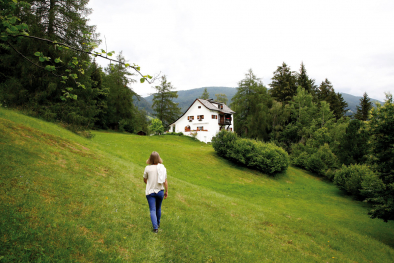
{"left": 133, "top": 96, "right": 154, "bottom": 115}
{"left": 134, "top": 87, "right": 385, "bottom": 117}
{"left": 341, "top": 93, "right": 384, "bottom": 115}
{"left": 137, "top": 87, "right": 238, "bottom": 114}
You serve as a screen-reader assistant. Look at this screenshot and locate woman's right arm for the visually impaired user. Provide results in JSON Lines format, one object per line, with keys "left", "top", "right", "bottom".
{"left": 164, "top": 179, "right": 168, "bottom": 199}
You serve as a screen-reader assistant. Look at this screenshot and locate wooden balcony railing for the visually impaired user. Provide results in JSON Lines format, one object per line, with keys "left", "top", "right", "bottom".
{"left": 219, "top": 119, "right": 232, "bottom": 125}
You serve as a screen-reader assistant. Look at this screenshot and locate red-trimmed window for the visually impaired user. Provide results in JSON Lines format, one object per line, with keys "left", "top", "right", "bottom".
{"left": 198, "top": 106, "right": 201, "bottom": 109}
{"left": 197, "top": 115, "right": 204, "bottom": 120}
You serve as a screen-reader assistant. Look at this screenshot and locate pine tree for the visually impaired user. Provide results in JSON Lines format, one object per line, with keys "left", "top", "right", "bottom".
{"left": 365, "top": 94, "right": 394, "bottom": 222}
{"left": 269, "top": 62, "right": 297, "bottom": 104}
{"left": 354, "top": 92, "right": 373, "bottom": 121}
{"left": 102, "top": 52, "right": 137, "bottom": 131}
{"left": 152, "top": 75, "right": 181, "bottom": 130}
{"left": 231, "top": 69, "right": 272, "bottom": 140}
{"left": 296, "top": 62, "right": 317, "bottom": 96}
{"left": 200, "top": 88, "right": 209, "bottom": 99}
{"left": 317, "top": 79, "right": 348, "bottom": 119}
{"left": 317, "top": 79, "right": 333, "bottom": 101}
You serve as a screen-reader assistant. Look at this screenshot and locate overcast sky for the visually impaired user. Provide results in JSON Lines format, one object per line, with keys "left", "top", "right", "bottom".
{"left": 87, "top": 0, "right": 394, "bottom": 101}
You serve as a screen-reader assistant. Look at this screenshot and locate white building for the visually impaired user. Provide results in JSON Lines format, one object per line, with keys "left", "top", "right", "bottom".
{"left": 169, "top": 99, "right": 235, "bottom": 143}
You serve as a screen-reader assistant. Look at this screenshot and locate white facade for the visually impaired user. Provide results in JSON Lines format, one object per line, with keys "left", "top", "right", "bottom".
{"left": 169, "top": 99, "right": 235, "bottom": 143}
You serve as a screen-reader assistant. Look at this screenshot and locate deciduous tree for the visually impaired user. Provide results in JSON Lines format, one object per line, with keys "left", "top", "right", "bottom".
{"left": 231, "top": 69, "right": 272, "bottom": 140}
{"left": 149, "top": 118, "right": 164, "bottom": 135}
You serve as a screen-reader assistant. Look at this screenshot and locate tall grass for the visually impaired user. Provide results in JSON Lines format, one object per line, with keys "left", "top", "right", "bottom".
{"left": 1, "top": 107, "right": 394, "bottom": 262}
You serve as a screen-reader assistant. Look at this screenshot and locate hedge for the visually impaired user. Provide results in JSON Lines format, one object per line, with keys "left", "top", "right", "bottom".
{"left": 212, "top": 130, "right": 289, "bottom": 175}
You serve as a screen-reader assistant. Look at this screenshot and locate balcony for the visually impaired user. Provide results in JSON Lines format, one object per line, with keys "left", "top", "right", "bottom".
{"left": 219, "top": 115, "right": 232, "bottom": 125}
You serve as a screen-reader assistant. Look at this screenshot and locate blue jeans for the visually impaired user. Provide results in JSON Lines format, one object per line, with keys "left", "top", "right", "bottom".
{"left": 146, "top": 190, "right": 164, "bottom": 230}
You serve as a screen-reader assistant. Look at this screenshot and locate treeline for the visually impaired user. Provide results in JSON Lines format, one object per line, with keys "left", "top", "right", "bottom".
{"left": 229, "top": 66, "right": 393, "bottom": 222}
{"left": 0, "top": 0, "right": 149, "bottom": 135}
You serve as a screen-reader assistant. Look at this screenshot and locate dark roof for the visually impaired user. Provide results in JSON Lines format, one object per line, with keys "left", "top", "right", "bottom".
{"left": 169, "top": 98, "right": 235, "bottom": 126}
{"left": 199, "top": 99, "right": 235, "bottom": 114}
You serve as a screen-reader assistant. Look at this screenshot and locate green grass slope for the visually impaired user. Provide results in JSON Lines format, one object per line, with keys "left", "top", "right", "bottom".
{"left": 1, "top": 108, "right": 394, "bottom": 262}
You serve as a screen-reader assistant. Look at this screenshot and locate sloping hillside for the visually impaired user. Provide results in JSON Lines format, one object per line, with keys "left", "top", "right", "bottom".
{"left": 1, "top": 108, "right": 394, "bottom": 262}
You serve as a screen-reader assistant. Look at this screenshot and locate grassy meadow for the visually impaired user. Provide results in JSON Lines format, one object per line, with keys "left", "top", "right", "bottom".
{"left": 1, "top": 107, "right": 394, "bottom": 262}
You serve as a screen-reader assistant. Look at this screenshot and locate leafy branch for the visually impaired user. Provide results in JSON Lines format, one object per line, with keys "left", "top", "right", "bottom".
{"left": 1, "top": 0, "right": 157, "bottom": 101}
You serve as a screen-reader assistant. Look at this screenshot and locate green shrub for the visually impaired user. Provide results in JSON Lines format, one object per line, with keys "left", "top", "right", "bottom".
{"left": 306, "top": 154, "right": 326, "bottom": 176}
{"left": 165, "top": 132, "right": 183, "bottom": 136}
{"left": 250, "top": 142, "right": 289, "bottom": 174}
{"left": 290, "top": 143, "right": 309, "bottom": 169}
{"left": 305, "top": 144, "right": 338, "bottom": 178}
{"left": 212, "top": 130, "right": 238, "bottom": 157}
{"left": 213, "top": 131, "right": 289, "bottom": 175}
{"left": 334, "top": 164, "right": 378, "bottom": 199}
{"left": 324, "top": 168, "right": 336, "bottom": 181}
{"left": 228, "top": 138, "right": 255, "bottom": 165}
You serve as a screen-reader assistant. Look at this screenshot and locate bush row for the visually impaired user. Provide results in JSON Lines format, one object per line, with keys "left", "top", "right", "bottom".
{"left": 212, "top": 130, "right": 289, "bottom": 175}
{"left": 291, "top": 143, "right": 338, "bottom": 180}
{"left": 291, "top": 142, "right": 384, "bottom": 201}
{"left": 334, "top": 164, "right": 383, "bottom": 200}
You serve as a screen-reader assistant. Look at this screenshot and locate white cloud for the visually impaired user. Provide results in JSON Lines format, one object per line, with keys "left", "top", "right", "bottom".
{"left": 88, "top": 0, "right": 394, "bottom": 100}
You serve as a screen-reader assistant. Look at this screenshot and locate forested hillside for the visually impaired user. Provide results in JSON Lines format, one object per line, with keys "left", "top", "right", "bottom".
{"left": 136, "top": 87, "right": 383, "bottom": 116}
{"left": 138, "top": 86, "right": 237, "bottom": 113}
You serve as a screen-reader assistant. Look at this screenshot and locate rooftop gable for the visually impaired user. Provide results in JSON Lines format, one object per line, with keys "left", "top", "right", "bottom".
{"left": 169, "top": 98, "right": 235, "bottom": 126}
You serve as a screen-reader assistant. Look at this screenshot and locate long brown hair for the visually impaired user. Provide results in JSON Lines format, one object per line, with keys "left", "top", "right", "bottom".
{"left": 146, "top": 151, "right": 163, "bottom": 165}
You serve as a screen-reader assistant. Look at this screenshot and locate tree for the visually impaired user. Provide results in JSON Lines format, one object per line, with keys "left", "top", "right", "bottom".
{"left": 150, "top": 118, "right": 164, "bottom": 135}
{"left": 215, "top": 93, "right": 228, "bottom": 105}
{"left": 336, "top": 119, "right": 369, "bottom": 165}
{"left": 0, "top": 0, "right": 153, "bottom": 136}
{"left": 1, "top": 0, "right": 152, "bottom": 104}
{"left": 231, "top": 69, "right": 272, "bottom": 140}
{"left": 317, "top": 79, "right": 348, "bottom": 119}
{"left": 295, "top": 62, "right": 317, "bottom": 96}
{"left": 151, "top": 75, "right": 181, "bottom": 130}
{"left": 288, "top": 86, "right": 317, "bottom": 140}
{"left": 101, "top": 52, "right": 137, "bottom": 131}
{"left": 354, "top": 92, "right": 373, "bottom": 121}
{"left": 364, "top": 94, "right": 394, "bottom": 222}
{"left": 268, "top": 100, "right": 290, "bottom": 141}
{"left": 200, "top": 88, "right": 209, "bottom": 99}
{"left": 269, "top": 62, "right": 297, "bottom": 104}
{"left": 330, "top": 92, "right": 348, "bottom": 120}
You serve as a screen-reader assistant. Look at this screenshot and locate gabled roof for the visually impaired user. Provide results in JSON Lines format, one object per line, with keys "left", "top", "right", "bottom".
{"left": 169, "top": 98, "right": 235, "bottom": 126}
{"left": 199, "top": 99, "right": 235, "bottom": 114}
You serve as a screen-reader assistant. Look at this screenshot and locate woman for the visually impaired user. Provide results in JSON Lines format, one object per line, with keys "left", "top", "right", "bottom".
{"left": 143, "top": 151, "right": 168, "bottom": 233}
